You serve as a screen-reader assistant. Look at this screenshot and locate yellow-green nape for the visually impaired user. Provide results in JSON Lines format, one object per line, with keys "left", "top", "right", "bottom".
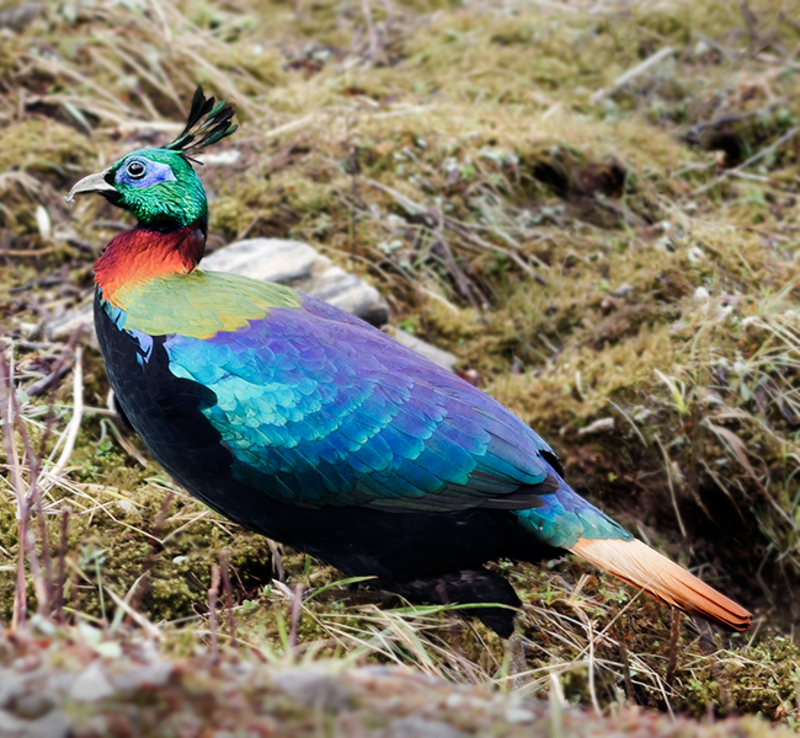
{"left": 115, "top": 271, "right": 300, "bottom": 339}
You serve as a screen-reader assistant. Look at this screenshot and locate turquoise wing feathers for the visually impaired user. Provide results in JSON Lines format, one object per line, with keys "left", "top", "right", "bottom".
{"left": 113, "top": 278, "right": 630, "bottom": 549}
{"left": 163, "top": 293, "right": 558, "bottom": 513}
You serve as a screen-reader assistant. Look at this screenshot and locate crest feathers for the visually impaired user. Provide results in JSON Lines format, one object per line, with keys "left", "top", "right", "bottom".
{"left": 165, "top": 87, "right": 238, "bottom": 161}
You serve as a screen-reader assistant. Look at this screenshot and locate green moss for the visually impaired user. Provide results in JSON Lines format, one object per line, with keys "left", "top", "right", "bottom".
{"left": 3, "top": 0, "right": 800, "bottom": 727}
{"left": 0, "top": 118, "right": 93, "bottom": 178}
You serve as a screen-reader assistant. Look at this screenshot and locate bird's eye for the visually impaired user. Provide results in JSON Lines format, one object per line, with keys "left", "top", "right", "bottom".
{"left": 126, "top": 160, "right": 146, "bottom": 179}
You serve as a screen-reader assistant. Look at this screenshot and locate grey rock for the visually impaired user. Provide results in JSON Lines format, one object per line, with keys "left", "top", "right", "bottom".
{"left": 45, "top": 239, "right": 459, "bottom": 372}
{"left": 202, "top": 238, "right": 319, "bottom": 285}
{"left": 0, "top": 3, "right": 44, "bottom": 32}
{"left": 10, "top": 692, "right": 54, "bottom": 720}
{"left": 45, "top": 673, "right": 76, "bottom": 696}
{"left": 0, "top": 709, "right": 27, "bottom": 736}
{"left": 504, "top": 706, "right": 535, "bottom": 723}
{"left": 69, "top": 662, "right": 114, "bottom": 703}
{"left": 384, "top": 326, "right": 457, "bottom": 373}
{"left": 387, "top": 716, "right": 466, "bottom": 738}
{"left": 577, "top": 417, "right": 615, "bottom": 436}
{"left": 45, "top": 300, "right": 95, "bottom": 348}
{"left": 112, "top": 662, "right": 174, "bottom": 693}
{"left": 23, "top": 709, "right": 71, "bottom": 738}
{"left": 276, "top": 669, "right": 351, "bottom": 712}
{"left": 45, "top": 238, "right": 390, "bottom": 346}
{"left": 46, "top": 239, "right": 461, "bottom": 373}
{"left": 201, "top": 238, "right": 389, "bottom": 326}
{"left": 0, "top": 672, "right": 29, "bottom": 709}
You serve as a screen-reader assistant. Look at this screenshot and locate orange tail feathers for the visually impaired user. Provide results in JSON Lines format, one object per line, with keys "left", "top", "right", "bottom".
{"left": 570, "top": 537, "right": 752, "bottom": 631}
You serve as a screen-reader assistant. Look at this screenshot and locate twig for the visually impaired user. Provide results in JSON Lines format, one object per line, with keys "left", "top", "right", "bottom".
{"left": 590, "top": 46, "right": 676, "bottom": 103}
{"left": 23, "top": 55, "right": 136, "bottom": 114}
{"left": 2, "top": 348, "right": 28, "bottom": 627}
{"left": 148, "top": 0, "right": 172, "bottom": 43}
{"left": 615, "top": 610, "right": 635, "bottom": 704}
{"left": 751, "top": 50, "right": 800, "bottom": 73}
{"left": 102, "top": 418, "right": 148, "bottom": 468}
{"left": 268, "top": 538, "right": 284, "bottom": 580}
{"left": 24, "top": 339, "right": 84, "bottom": 619}
{"left": 54, "top": 509, "right": 69, "bottom": 623}
{"left": 366, "top": 178, "right": 547, "bottom": 284}
{"left": 361, "top": 0, "right": 381, "bottom": 67}
{"left": 264, "top": 114, "right": 314, "bottom": 141}
{"left": 128, "top": 490, "right": 175, "bottom": 615}
{"left": 685, "top": 96, "right": 794, "bottom": 141}
{"left": 665, "top": 608, "right": 681, "bottom": 685}
{"left": 30, "top": 478, "right": 52, "bottom": 616}
{"left": 25, "top": 366, "right": 69, "bottom": 398}
{"left": 693, "top": 32, "right": 735, "bottom": 61}
{"left": 103, "top": 580, "right": 161, "bottom": 640}
{"left": 39, "top": 346, "right": 84, "bottom": 492}
{"left": 737, "top": 0, "right": 760, "bottom": 44}
{"left": 655, "top": 435, "right": 687, "bottom": 540}
{"left": 586, "top": 618, "right": 600, "bottom": 715}
{"left": 550, "top": 673, "right": 564, "bottom": 738}
{"left": 692, "top": 126, "right": 800, "bottom": 197}
{"left": 2, "top": 343, "right": 61, "bottom": 617}
{"left": 288, "top": 583, "right": 304, "bottom": 649}
{"left": 434, "top": 211, "right": 481, "bottom": 312}
{"left": 220, "top": 553, "right": 238, "bottom": 652}
{"left": 208, "top": 563, "right": 221, "bottom": 661}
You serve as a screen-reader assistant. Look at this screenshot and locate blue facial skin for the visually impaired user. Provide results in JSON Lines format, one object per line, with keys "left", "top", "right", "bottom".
{"left": 114, "top": 157, "right": 177, "bottom": 189}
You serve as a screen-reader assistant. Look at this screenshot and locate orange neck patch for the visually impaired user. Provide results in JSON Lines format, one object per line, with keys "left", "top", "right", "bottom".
{"left": 94, "top": 224, "right": 206, "bottom": 306}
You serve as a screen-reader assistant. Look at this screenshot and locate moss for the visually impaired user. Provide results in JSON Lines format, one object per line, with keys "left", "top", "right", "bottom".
{"left": 0, "top": 118, "right": 93, "bottom": 178}
{"left": 3, "top": 0, "right": 800, "bottom": 728}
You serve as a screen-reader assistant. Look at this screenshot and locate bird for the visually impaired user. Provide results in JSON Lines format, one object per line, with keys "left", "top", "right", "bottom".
{"left": 66, "top": 88, "right": 751, "bottom": 638}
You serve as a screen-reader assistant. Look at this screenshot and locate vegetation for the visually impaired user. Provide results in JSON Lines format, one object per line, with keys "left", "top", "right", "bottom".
{"left": 2, "top": 0, "right": 800, "bottom": 734}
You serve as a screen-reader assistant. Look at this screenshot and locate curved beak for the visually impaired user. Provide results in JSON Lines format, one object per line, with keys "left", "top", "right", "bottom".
{"left": 65, "top": 169, "right": 116, "bottom": 206}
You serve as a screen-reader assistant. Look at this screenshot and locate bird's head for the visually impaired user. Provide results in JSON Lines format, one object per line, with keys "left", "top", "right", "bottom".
{"left": 66, "top": 88, "right": 237, "bottom": 231}
{"left": 67, "top": 148, "right": 207, "bottom": 228}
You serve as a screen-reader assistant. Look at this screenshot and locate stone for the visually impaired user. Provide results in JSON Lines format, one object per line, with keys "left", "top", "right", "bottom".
{"left": 0, "top": 671, "right": 29, "bottom": 709}
{"left": 112, "top": 663, "right": 174, "bottom": 693}
{"left": 504, "top": 706, "right": 535, "bottom": 724}
{"left": 45, "top": 238, "right": 390, "bottom": 346}
{"left": 200, "top": 238, "right": 389, "bottom": 326}
{"left": 384, "top": 326, "right": 457, "bottom": 373}
{"left": 45, "top": 239, "right": 464, "bottom": 373}
{"left": 45, "top": 300, "right": 95, "bottom": 348}
{"left": 24, "top": 709, "right": 71, "bottom": 738}
{"left": 69, "top": 662, "right": 114, "bottom": 703}
{"left": 276, "top": 669, "right": 351, "bottom": 712}
{"left": 693, "top": 286, "right": 710, "bottom": 305}
{"left": 0, "top": 3, "right": 44, "bottom": 32}
{"left": 577, "top": 417, "right": 615, "bottom": 436}
{"left": 388, "top": 716, "right": 466, "bottom": 738}
{"left": 0, "top": 709, "right": 26, "bottom": 736}
{"left": 10, "top": 692, "right": 54, "bottom": 720}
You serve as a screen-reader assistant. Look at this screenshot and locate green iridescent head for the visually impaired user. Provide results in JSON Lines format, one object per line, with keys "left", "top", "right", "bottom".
{"left": 66, "top": 88, "right": 237, "bottom": 230}
{"left": 94, "top": 148, "right": 208, "bottom": 226}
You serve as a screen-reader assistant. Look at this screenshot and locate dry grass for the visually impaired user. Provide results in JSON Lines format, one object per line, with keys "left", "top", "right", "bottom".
{"left": 2, "top": 0, "right": 800, "bottom": 733}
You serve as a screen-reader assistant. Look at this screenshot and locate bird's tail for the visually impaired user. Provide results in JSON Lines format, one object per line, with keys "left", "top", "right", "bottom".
{"left": 569, "top": 537, "right": 752, "bottom": 631}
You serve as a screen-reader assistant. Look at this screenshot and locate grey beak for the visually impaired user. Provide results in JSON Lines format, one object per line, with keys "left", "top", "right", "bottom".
{"left": 65, "top": 169, "right": 116, "bottom": 206}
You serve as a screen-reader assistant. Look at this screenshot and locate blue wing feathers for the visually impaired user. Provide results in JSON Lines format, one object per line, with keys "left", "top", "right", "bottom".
{"left": 161, "top": 291, "right": 626, "bottom": 541}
